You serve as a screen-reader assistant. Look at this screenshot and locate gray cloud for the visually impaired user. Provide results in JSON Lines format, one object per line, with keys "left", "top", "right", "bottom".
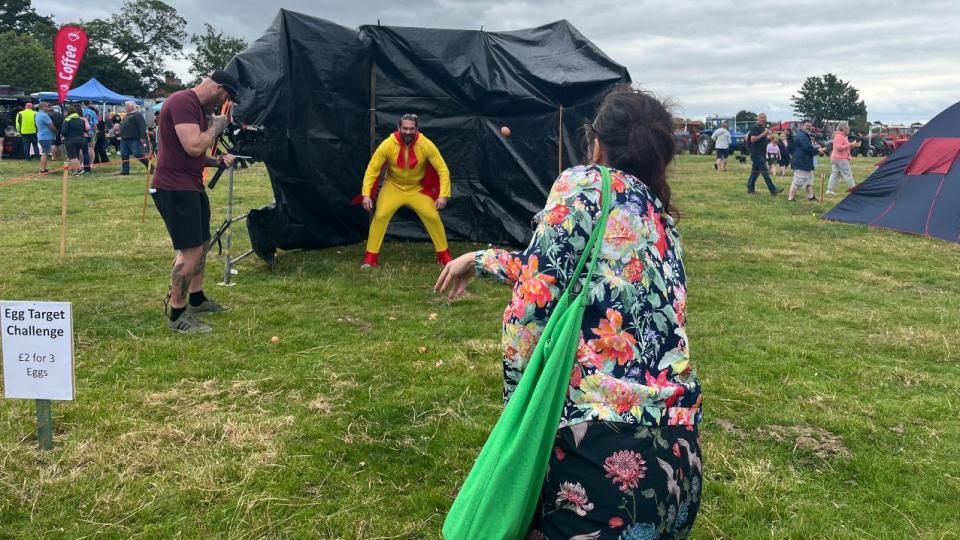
{"left": 35, "top": 0, "right": 960, "bottom": 123}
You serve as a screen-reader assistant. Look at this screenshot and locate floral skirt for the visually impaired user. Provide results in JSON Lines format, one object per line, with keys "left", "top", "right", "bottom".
{"left": 527, "top": 421, "right": 702, "bottom": 540}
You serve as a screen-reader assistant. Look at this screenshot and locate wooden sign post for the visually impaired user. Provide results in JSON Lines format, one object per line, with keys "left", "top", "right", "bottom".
{"left": 59, "top": 165, "right": 70, "bottom": 261}
{"left": 1, "top": 301, "right": 75, "bottom": 451}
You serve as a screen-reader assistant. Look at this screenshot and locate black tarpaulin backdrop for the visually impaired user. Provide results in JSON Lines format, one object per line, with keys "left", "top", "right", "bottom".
{"left": 225, "top": 10, "right": 631, "bottom": 261}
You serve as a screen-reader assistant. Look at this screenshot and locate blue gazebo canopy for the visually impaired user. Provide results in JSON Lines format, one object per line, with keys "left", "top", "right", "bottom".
{"left": 36, "top": 77, "right": 143, "bottom": 105}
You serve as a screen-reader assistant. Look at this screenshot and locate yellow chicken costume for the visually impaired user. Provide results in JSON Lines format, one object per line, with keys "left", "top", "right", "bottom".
{"left": 360, "top": 131, "right": 452, "bottom": 267}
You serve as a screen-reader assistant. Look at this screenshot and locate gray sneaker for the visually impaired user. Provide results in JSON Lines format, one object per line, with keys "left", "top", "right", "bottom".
{"left": 168, "top": 312, "right": 212, "bottom": 333}
{"left": 186, "top": 300, "right": 230, "bottom": 314}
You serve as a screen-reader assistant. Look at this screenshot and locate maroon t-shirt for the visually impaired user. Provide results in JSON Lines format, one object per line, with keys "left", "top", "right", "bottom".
{"left": 152, "top": 89, "right": 209, "bottom": 191}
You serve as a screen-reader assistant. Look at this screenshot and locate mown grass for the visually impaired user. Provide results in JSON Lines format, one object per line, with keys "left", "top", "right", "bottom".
{"left": 0, "top": 153, "right": 958, "bottom": 539}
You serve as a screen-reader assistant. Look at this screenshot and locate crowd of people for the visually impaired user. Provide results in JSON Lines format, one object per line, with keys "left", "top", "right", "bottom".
{"left": 711, "top": 115, "right": 862, "bottom": 201}
{"left": 1, "top": 100, "right": 158, "bottom": 176}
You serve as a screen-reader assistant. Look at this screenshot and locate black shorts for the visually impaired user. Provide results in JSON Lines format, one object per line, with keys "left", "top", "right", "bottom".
{"left": 152, "top": 189, "right": 211, "bottom": 250}
{"left": 64, "top": 138, "right": 85, "bottom": 160}
{"left": 716, "top": 148, "right": 730, "bottom": 159}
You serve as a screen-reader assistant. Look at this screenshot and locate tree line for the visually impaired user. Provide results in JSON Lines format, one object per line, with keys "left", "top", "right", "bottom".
{"left": 0, "top": 0, "right": 247, "bottom": 97}
{"left": 736, "top": 73, "right": 869, "bottom": 133}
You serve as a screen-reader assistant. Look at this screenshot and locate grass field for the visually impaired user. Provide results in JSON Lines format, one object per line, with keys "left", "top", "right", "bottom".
{"left": 0, "top": 153, "right": 958, "bottom": 539}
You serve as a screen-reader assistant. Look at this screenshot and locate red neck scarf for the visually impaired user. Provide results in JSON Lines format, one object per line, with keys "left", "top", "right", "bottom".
{"left": 351, "top": 131, "right": 438, "bottom": 205}
{"left": 393, "top": 131, "right": 419, "bottom": 169}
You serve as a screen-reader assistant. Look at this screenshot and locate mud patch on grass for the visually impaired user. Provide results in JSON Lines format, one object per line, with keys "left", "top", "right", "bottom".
{"left": 766, "top": 424, "right": 850, "bottom": 460}
{"left": 714, "top": 418, "right": 748, "bottom": 439}
{"left": 713, "top": 419, "right": 850, "bottom": 461}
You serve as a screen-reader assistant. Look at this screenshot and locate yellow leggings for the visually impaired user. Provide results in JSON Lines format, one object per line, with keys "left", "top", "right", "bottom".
{"left": 365, "top": 182, "right": 448, "bottom": 254}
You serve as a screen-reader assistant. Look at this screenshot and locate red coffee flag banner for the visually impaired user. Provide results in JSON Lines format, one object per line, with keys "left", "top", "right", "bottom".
{"left": 54, "top": 26, "right": 88, "bottom": 103}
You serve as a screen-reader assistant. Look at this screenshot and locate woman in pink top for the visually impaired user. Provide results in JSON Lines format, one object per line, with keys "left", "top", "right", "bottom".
{"left": 827, "top": 122, "right": 860, "bottom": 195}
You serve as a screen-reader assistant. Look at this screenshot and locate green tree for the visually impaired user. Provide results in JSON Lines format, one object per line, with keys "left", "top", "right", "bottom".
{"left": 74, "top": 49, "right": 147, "bottom": 96}
{"left": 735, "top": 110, "right": 757, "bottom": 122}
{"left": 790, "top": 74, "right": 867, "bottom": 129}
{"left": 0, "top": 31, "right": 55, "bottom": 93}
{"left": 84, "top": 0, "right": 187, "bottom": 94}
{"left": 187, "top": 23, "right": 247, "bottom": 86}
{"left": 0, "top": 0, "right": 57, "bottom": 46}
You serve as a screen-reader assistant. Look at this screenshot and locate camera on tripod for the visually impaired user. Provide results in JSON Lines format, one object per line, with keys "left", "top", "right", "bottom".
{"left": 207, "top": 121, "right": 266, "bottom": 189}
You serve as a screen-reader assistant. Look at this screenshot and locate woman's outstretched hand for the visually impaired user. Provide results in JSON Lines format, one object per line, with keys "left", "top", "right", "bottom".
{"left": 434, "top": 252, "right": 477, "bottom": 300}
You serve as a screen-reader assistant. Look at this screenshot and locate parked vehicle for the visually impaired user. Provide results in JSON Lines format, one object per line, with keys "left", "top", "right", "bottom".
{"left": 0, "top": 96, "right": 33, "bottom": 159}
{"left": 858, "top": 124, "right": 912, "bottom": 157}
{"left": 859, "top": 135, "right": 885, "bottom": 157}
{"left": 696, "top": 116, "right": 749, "bottom": 155}
{"left": 884, "top": 125, "right": 912, "bottom": 153}
{"left": 673, "top": 130, "right": 694, "bottom": 154}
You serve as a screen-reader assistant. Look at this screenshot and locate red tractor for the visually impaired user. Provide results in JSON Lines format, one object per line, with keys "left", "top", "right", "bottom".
{"left": 861, "top": 124, "right": 912, "bottom": 157}
{"left": 884, "top": 126, "right": 912, "bottom": 153}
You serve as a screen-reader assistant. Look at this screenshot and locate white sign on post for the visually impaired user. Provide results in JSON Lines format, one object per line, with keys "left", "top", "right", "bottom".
{"left": 1, "top": 301, "right": 75, "bottom": 400}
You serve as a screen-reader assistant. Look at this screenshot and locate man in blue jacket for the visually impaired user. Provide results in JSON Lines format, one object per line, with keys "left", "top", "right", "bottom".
{"left": 789, "top": 119, "right": 823, "bottom": 202}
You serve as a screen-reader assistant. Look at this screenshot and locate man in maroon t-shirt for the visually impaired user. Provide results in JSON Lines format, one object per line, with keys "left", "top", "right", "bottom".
{"left": 152, "top": 70, "right": 238, "bottom": 333}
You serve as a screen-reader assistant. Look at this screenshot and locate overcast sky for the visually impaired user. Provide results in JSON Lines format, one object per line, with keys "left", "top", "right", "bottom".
{"left": 35, "top": 0, "right": 960, "bottom": 123}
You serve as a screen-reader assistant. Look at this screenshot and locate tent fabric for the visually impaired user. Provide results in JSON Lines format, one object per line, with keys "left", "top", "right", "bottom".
{"left": 36, "top": 78, "right": 143, "bottom": 105}
{"left": 226, "top": 10, "right": 630, "bottom": 261}
{"left": 904, "top": 137, "right": 960, "bottom": 175}
{"left": 823, "top": 102, "right": 960, "bottom": 243}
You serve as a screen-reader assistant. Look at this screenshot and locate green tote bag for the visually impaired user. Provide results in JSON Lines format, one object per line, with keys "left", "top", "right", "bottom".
{"left": 443, "top": 166, "right": 613, "bottom": 540}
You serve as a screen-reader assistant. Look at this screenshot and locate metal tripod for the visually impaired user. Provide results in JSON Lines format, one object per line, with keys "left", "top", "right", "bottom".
{"left": 213, "top": 164, "right": 255, "bottom": 286}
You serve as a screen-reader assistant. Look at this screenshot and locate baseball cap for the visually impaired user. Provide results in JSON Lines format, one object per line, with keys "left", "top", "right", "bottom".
{"left": 210, "top": 70, "right": 241, "bottom": 103}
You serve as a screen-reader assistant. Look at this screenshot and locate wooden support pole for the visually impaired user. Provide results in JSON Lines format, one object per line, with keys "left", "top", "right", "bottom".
{"left": 819, "top": 172, "right": 825, "bottom": 203}
{"left": 59, "top": 164, "right": 69, "bottom": 262}
{"left": 558, "top": 105, "right": 564, "bottom": 176}
{"left": 141, "top": 154, "right": 153, "bottom": 223}
{"left": 369, "top": 62, "right": 377, "bottom": 157}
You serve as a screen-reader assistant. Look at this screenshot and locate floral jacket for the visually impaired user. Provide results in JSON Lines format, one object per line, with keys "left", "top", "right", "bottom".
{"left": 476, "top": 165, "right": 701, "bottom": 428}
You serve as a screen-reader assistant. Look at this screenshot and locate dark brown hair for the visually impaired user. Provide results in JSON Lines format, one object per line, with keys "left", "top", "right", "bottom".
{"left": 591, "top": 86, "right": 676, "bottom": 216}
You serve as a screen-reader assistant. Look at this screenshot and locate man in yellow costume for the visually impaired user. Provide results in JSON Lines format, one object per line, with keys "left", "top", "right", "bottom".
{"left": 359, "top": 113, "right": 453, "bottom": 267}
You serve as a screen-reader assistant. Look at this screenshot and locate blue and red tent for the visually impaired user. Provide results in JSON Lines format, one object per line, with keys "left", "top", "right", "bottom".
{"left": 824, "top": 103, "right": 960, "bottom": 243}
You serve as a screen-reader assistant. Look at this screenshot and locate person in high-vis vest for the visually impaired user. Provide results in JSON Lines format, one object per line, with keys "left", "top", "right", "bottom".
{"left": 359, "top": 113, "right": 453, "bottom": 268}
{"left": 16, "top": 103, "right": 39, "bottom": 160}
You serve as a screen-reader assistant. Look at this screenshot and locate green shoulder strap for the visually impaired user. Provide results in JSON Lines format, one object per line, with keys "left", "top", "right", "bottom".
{"left": 442, "top": 165, "right": 615, "bottom": 540}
